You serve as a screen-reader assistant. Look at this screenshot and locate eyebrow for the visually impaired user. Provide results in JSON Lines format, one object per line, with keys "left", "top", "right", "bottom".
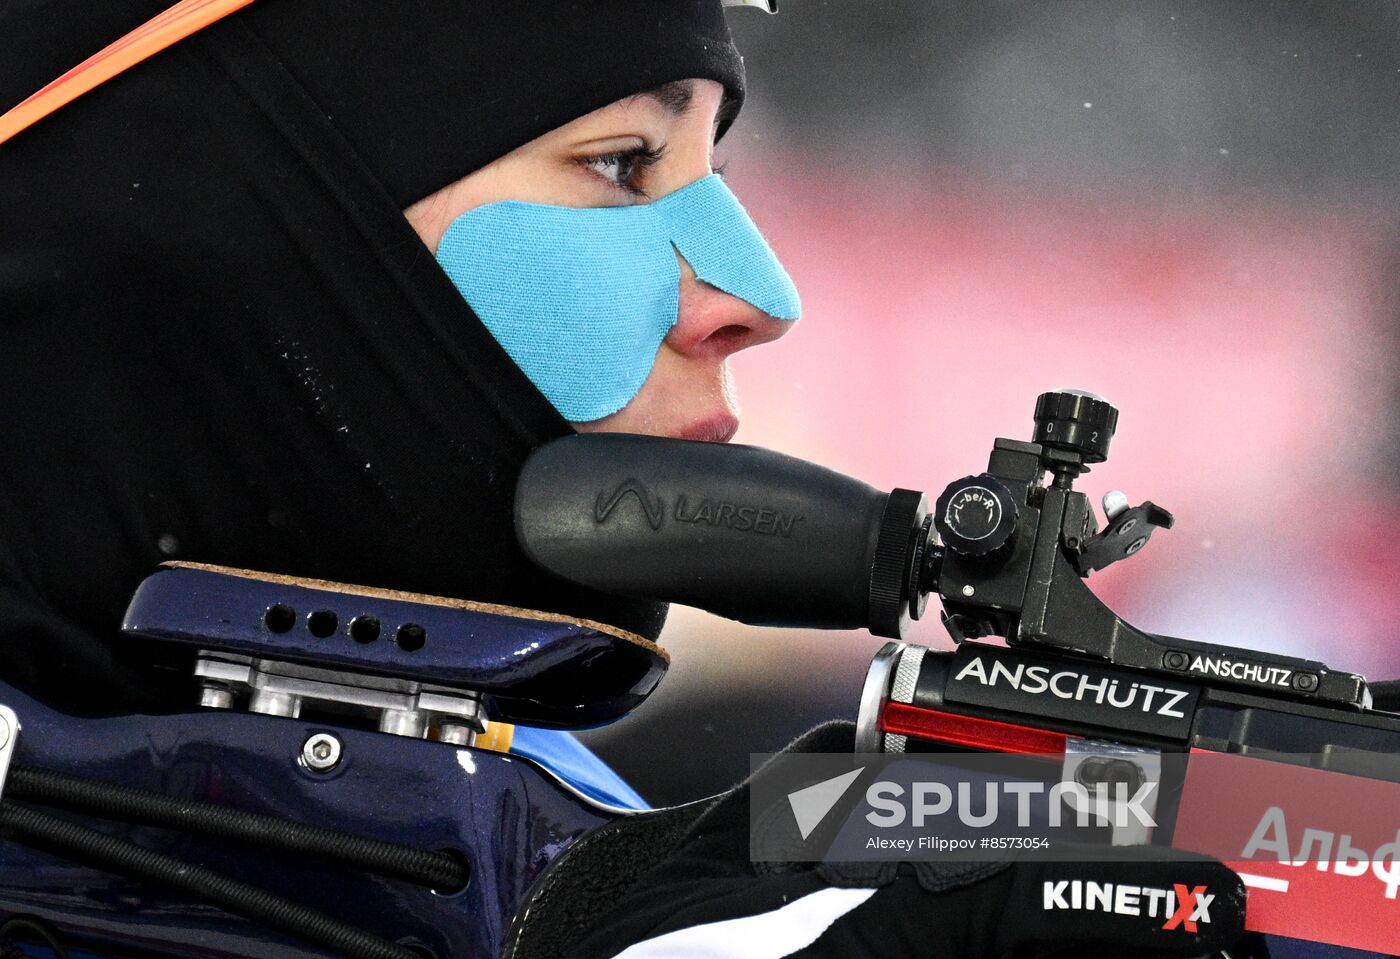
{"left": 629, "top": 79, "right": 740, "bottom": 137}
{"left": 633, "top": 80, "right": 696, "bottom": 118}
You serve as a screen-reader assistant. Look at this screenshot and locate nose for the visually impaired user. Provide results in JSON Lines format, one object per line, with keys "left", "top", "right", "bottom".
{"left": 665, "top": 255, "right": 792, "bottom": 361}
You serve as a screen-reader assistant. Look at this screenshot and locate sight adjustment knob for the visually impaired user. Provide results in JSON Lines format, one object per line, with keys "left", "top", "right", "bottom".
{"left": 1033, "top": 389, "right": 1119, "bottom": 464}
{"left": 934, "top": 474, "right": 1019, "bottom": 558}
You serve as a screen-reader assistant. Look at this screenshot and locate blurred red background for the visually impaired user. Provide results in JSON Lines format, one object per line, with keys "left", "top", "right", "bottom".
{"left": 582, "top": 3, "right": 1400, "bottom": 804}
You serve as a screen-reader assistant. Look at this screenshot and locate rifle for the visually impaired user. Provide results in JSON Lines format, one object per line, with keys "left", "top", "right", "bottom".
{"left": 516, "top": 390, "right": 1400, "bottom": 955}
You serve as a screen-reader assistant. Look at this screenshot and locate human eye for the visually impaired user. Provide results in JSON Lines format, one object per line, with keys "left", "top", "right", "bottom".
{"left": 578, "top": 143, "right": 665, "bottom": 199}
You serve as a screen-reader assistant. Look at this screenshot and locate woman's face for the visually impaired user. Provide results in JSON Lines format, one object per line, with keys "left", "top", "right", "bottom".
{"left": 404, "top": 78, "right": 789, "bottom": 443}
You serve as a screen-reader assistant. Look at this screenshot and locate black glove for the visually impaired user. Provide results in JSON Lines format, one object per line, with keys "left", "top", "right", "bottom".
{"left": 574, "top": 723, "right": 1245, "bottom": 959}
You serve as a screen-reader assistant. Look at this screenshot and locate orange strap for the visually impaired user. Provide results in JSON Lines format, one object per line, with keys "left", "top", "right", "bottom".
{"left": 0, "top": 0, "right": 255, "bottom": 148}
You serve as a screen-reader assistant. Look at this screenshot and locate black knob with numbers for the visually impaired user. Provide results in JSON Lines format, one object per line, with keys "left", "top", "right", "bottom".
{"left": 1032, "top": 389, "right": 1119, "bottom": 464}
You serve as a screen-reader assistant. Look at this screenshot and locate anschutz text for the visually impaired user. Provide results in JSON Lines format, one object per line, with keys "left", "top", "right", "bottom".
{"left": 953, "top": 656, "right": 1192, "bottom": 718}
{"left": 1185, "top": 655, "right": 1292, "bottom": 688}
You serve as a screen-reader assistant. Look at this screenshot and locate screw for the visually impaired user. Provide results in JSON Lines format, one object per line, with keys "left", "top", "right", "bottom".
{"left": 1163, "top": 651, "right": 1189, "bottom": 670}
{"left": 1125, "top": 537, "right": 1147, "bottom": 556}
{"left": 961, "top": 585, "right": 975, "bottom": 598}
{"left": 301, "top": 733, "right": 342, "bottom": 772}
{"left": 1293, "top": 673, "right": 1319, "bottom": 692}
{"left": 1119, "top": 518, "right": 1138, "bottom": 536}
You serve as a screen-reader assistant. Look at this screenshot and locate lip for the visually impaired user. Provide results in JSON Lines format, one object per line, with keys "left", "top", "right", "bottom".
{"left": 675, "top": 412, "right": 740, "bottom": 443}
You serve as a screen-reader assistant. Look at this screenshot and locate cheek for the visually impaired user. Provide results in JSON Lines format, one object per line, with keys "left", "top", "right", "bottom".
{"left": 405, "top": 155, "right": 575, "bottom": 253}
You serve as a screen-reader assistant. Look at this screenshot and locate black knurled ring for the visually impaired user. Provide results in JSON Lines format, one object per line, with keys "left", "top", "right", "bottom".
{"left": 868, "top": 488, "right": 927, "bottom": 639}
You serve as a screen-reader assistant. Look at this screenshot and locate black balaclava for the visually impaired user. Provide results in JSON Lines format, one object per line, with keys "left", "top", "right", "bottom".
{"left": 0, "top": 0, "right": 746, "bottom": 715}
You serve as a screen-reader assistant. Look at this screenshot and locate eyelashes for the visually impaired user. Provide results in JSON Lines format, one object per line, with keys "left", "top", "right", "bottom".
{"left": 579, "top": 144, "right": 666, "bottom": 198}
{"left": 576, "top": 144, "right": 732, "bottom": 200}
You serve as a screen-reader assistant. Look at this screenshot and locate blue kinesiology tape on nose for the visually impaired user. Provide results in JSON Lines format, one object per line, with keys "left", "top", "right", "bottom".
{"left": 434, "top": 174, "right": 801, "bottom": 422}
